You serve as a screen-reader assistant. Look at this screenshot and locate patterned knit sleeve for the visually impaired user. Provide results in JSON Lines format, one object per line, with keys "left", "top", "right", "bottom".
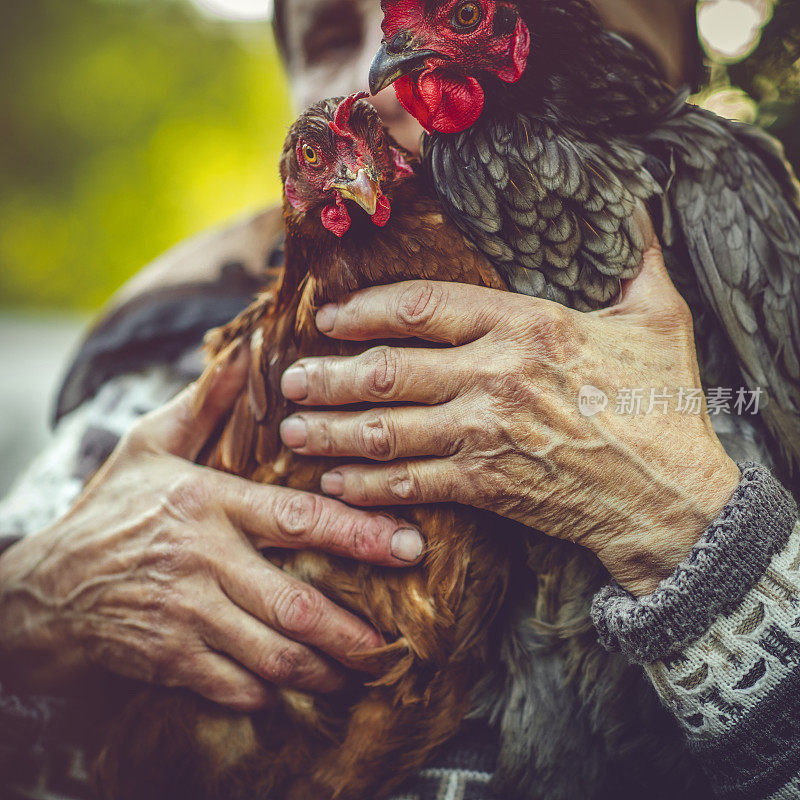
{"left": 592, "top": 462, "right": 800, "bottom": 800}
{"left": 0, "top": 360, "right": 198, "bottom": 539}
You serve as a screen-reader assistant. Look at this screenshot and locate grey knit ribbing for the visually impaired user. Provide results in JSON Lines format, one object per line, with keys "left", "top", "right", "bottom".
{"left": 592, "top": 462, "right": 798, "bottom": 664}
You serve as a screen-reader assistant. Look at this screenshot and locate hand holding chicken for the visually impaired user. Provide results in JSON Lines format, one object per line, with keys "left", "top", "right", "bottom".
{"left": 280, "top": 242, "right": 741, "bottom": 598}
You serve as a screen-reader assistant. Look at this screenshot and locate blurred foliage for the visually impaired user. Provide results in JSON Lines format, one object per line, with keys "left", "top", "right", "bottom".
{"left": 727, "top": 0, "right": 800, "bottom": 169}
{"left": 2, "top": 1, "right": 800, "bottom": 311}
{"left": 0, "top": 0, "right": 292, "bottom": 311}
{"left": 699, "top": 0, "right": 800, "bottom": 170}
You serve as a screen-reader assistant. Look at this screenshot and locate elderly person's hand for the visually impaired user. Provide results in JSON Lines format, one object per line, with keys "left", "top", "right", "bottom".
{"left": 0, "top": 348, "right": 422, "bottom": 708}
{"left": 279, "top": 243, "right": 741, "bottom": 597}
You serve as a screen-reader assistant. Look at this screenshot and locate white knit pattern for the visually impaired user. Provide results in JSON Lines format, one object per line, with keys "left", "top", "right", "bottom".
{"left": 768, "top": 772, "right": 800, "bottom": 800}
{"left": 389, "top": 766, "right": 494, "bottom": 800}
{"left": 0, "top": 366, "right": 189, "bottom": 539}
{"left": 645, "top": 521, "right": 800, "bottom": 741}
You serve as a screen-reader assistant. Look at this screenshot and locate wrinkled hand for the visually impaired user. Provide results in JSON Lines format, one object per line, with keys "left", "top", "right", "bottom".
{"left": 279, "top": 244, "right": 741, "bottom": 596}
{"left": 0, "top": 347, "right": 423, "bottom": 707}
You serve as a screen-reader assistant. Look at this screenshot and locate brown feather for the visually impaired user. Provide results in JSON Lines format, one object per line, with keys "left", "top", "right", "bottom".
{"left": 247, "top": 327, "right": 269, "bottom": 423}
{"left": 95, "top": 98, "right": 523, "bottom": 800}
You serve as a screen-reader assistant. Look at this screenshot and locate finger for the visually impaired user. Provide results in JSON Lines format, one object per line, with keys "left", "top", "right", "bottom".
{"left": 201, "top": 596, "right": 346, "bottom": 692}
{"left": 280, "top": 404, "right": 460, "bottom": 462}
{"left": 216, "top": 552, "right": 385, "bottom": 672}
{"left": 595, "top": 241, "right": 681, "bottom": 317}
{"left": 207, "top": 471, "right": 425, "bottom": 565}
{"left": 281, "top": 344, "right": 471, "bottom": 406}
{"left": 600, "top": 241, "right": 694, "bottom": 334}
{"left": 619, "top": 241, "right": 677, "bottom": 303}
{"left": 131, "top": 339, "right": 249, "bottom": 460}
{"left": 319, "top": 459, "right": 458, "bottom": 508}
{"left": 315, "top": 280, "right": 529, "bottom": 345}
{"left": 175, "top": 651, "right": 273, "bottom": 711}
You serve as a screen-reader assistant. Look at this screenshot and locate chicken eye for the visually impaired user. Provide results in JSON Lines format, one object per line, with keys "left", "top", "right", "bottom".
{"left": 452, "top": 1, "right": 482, "bottom": 31}
{"left": 302, "top": 144, "right": 320, "bottom": 166}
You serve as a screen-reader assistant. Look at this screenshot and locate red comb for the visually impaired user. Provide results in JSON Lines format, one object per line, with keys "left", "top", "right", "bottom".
{"left": 329, "top": 91, "right": 369, "bottom": 137}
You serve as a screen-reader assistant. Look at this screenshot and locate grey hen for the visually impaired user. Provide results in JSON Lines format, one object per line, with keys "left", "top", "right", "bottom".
{"left": 369, "top": 0, "right": 800, "bottom": 488}
{"left": 367, "top": 0, "right": 800, "bottom": 797}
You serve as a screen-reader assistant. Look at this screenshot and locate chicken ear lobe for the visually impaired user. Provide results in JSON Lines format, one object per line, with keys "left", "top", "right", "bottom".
{"left": 494, "top": 16, "right": 530, "bottom": 83}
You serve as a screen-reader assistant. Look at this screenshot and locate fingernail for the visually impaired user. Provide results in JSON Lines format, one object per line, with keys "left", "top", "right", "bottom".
{"left": 391, "top": 528, "right": 424, "bottom": 563}
{"left": 316, "top": 304, "right": 338, "bottom": 333}
{"left": 320, "top": 471, "right": 344, "bottom": 496}
{"left": 281, "top": 365, "right": 308, "bottom": 400}
{"left": 280, "top": 416, "right": 307, "bottom": 448}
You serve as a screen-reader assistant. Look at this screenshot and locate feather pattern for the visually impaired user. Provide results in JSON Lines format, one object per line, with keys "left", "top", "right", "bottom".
{"left": 426, "top": 119, "right": 658, "bottom": 309}
{"left": 419, "top": 1, "right": 800, "bottom": 491}
{"left": 650, "top": 109, "right": 800, "bottom": 477}
{"left": 399, "top": 0, "right": 800, "bottom": 795}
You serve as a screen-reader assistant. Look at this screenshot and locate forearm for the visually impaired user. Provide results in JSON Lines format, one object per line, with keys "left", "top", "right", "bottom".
{"left": 593, "top": 462, "right": 800, "bottom": 799}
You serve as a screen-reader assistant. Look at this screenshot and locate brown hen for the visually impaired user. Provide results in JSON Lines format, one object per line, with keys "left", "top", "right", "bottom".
{"left": 95, "top": 94, "right": 527, "bottom": 800}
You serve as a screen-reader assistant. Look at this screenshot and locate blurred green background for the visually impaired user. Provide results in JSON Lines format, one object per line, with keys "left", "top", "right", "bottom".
{"left": 1, "top": 0, "right": 798, "bottom": 314}
{"left": 0, "top": 0, "right": 291, "bottom": 312}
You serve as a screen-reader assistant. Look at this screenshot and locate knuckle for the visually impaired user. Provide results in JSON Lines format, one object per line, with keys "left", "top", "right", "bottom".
{"left": 274, "top": 492, "right": 322, "bottom": 537}
{"left": 257, "top": 646, "right": 304, "bottom": 685}
{"left": 386, "top": 463, "right": 419, "bottom": 501}
{"left": 349, "top": 471, "right": 373, "bottom": 506}
{"left": 273, "top": 585, "right": 323, "bottom": 636}
{"left": 358, "top": 414, "right": 395, "bottom": 460}
{"left": 525, "top": 306, "right": 572, "bottom": 359}
{"left": 347, "top": 515, "right": 384, "bottom": 561}
{"left": 148, "top": 637, "right": 179, "bottom": 681}
{"left": 397, "top": 281, "right": 445, "bottom": 330}
{"left": 350, "top": 626, "right": 382, "bottom": 655}
{"left": 486, "top": 365, "right": 533, "bottom": 407}
{"left": 160, "top": 474, "right": 209, "bottom": 521}
{"left": 311, "top": 415, "right": 335, "bottom": 455}
{"left": 318, "top": 358, "right": 338, "bottom": 402}
{"left": 364, "top": 346, "right": 399, "bottom": 399}
{"left": 143, "top": 522, "right": 203, "bottom": 576}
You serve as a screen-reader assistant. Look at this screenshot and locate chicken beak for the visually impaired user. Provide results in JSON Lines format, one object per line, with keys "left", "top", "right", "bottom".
{"left": 332, "top": 168, "right": 380, "bottom": 216}
{"left": 369, "top": 36, "right": 446, "bottom": 95}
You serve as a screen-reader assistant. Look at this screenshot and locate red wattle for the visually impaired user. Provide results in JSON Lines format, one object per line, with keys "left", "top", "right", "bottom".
{"left": 395, "top": 70, "right": 484, "bottom": 134}
{"left": 321, "top": 196, "right": 351, "bottom": 237}
{"left": 372, "top": 194, "right": 391, "bottom": 227}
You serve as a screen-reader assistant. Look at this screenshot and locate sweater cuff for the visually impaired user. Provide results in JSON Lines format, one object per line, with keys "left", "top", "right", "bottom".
{"left": 591, "top": 462, "right": 798, "bottom": 664}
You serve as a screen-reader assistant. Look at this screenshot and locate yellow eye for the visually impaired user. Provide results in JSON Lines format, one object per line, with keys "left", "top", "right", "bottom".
{"left": 302, "top": 144, "right": 319, "bottom": 165}
{"left": 454, "top": 1, "right": 481, "bottom": 29}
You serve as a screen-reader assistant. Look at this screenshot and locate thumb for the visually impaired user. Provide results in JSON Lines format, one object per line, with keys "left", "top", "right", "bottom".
{"left": 612, "top": 241, "right": 685, "bottom": 318}
{"left": 134, "top": 337, "right": 249, "bottom": 461}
